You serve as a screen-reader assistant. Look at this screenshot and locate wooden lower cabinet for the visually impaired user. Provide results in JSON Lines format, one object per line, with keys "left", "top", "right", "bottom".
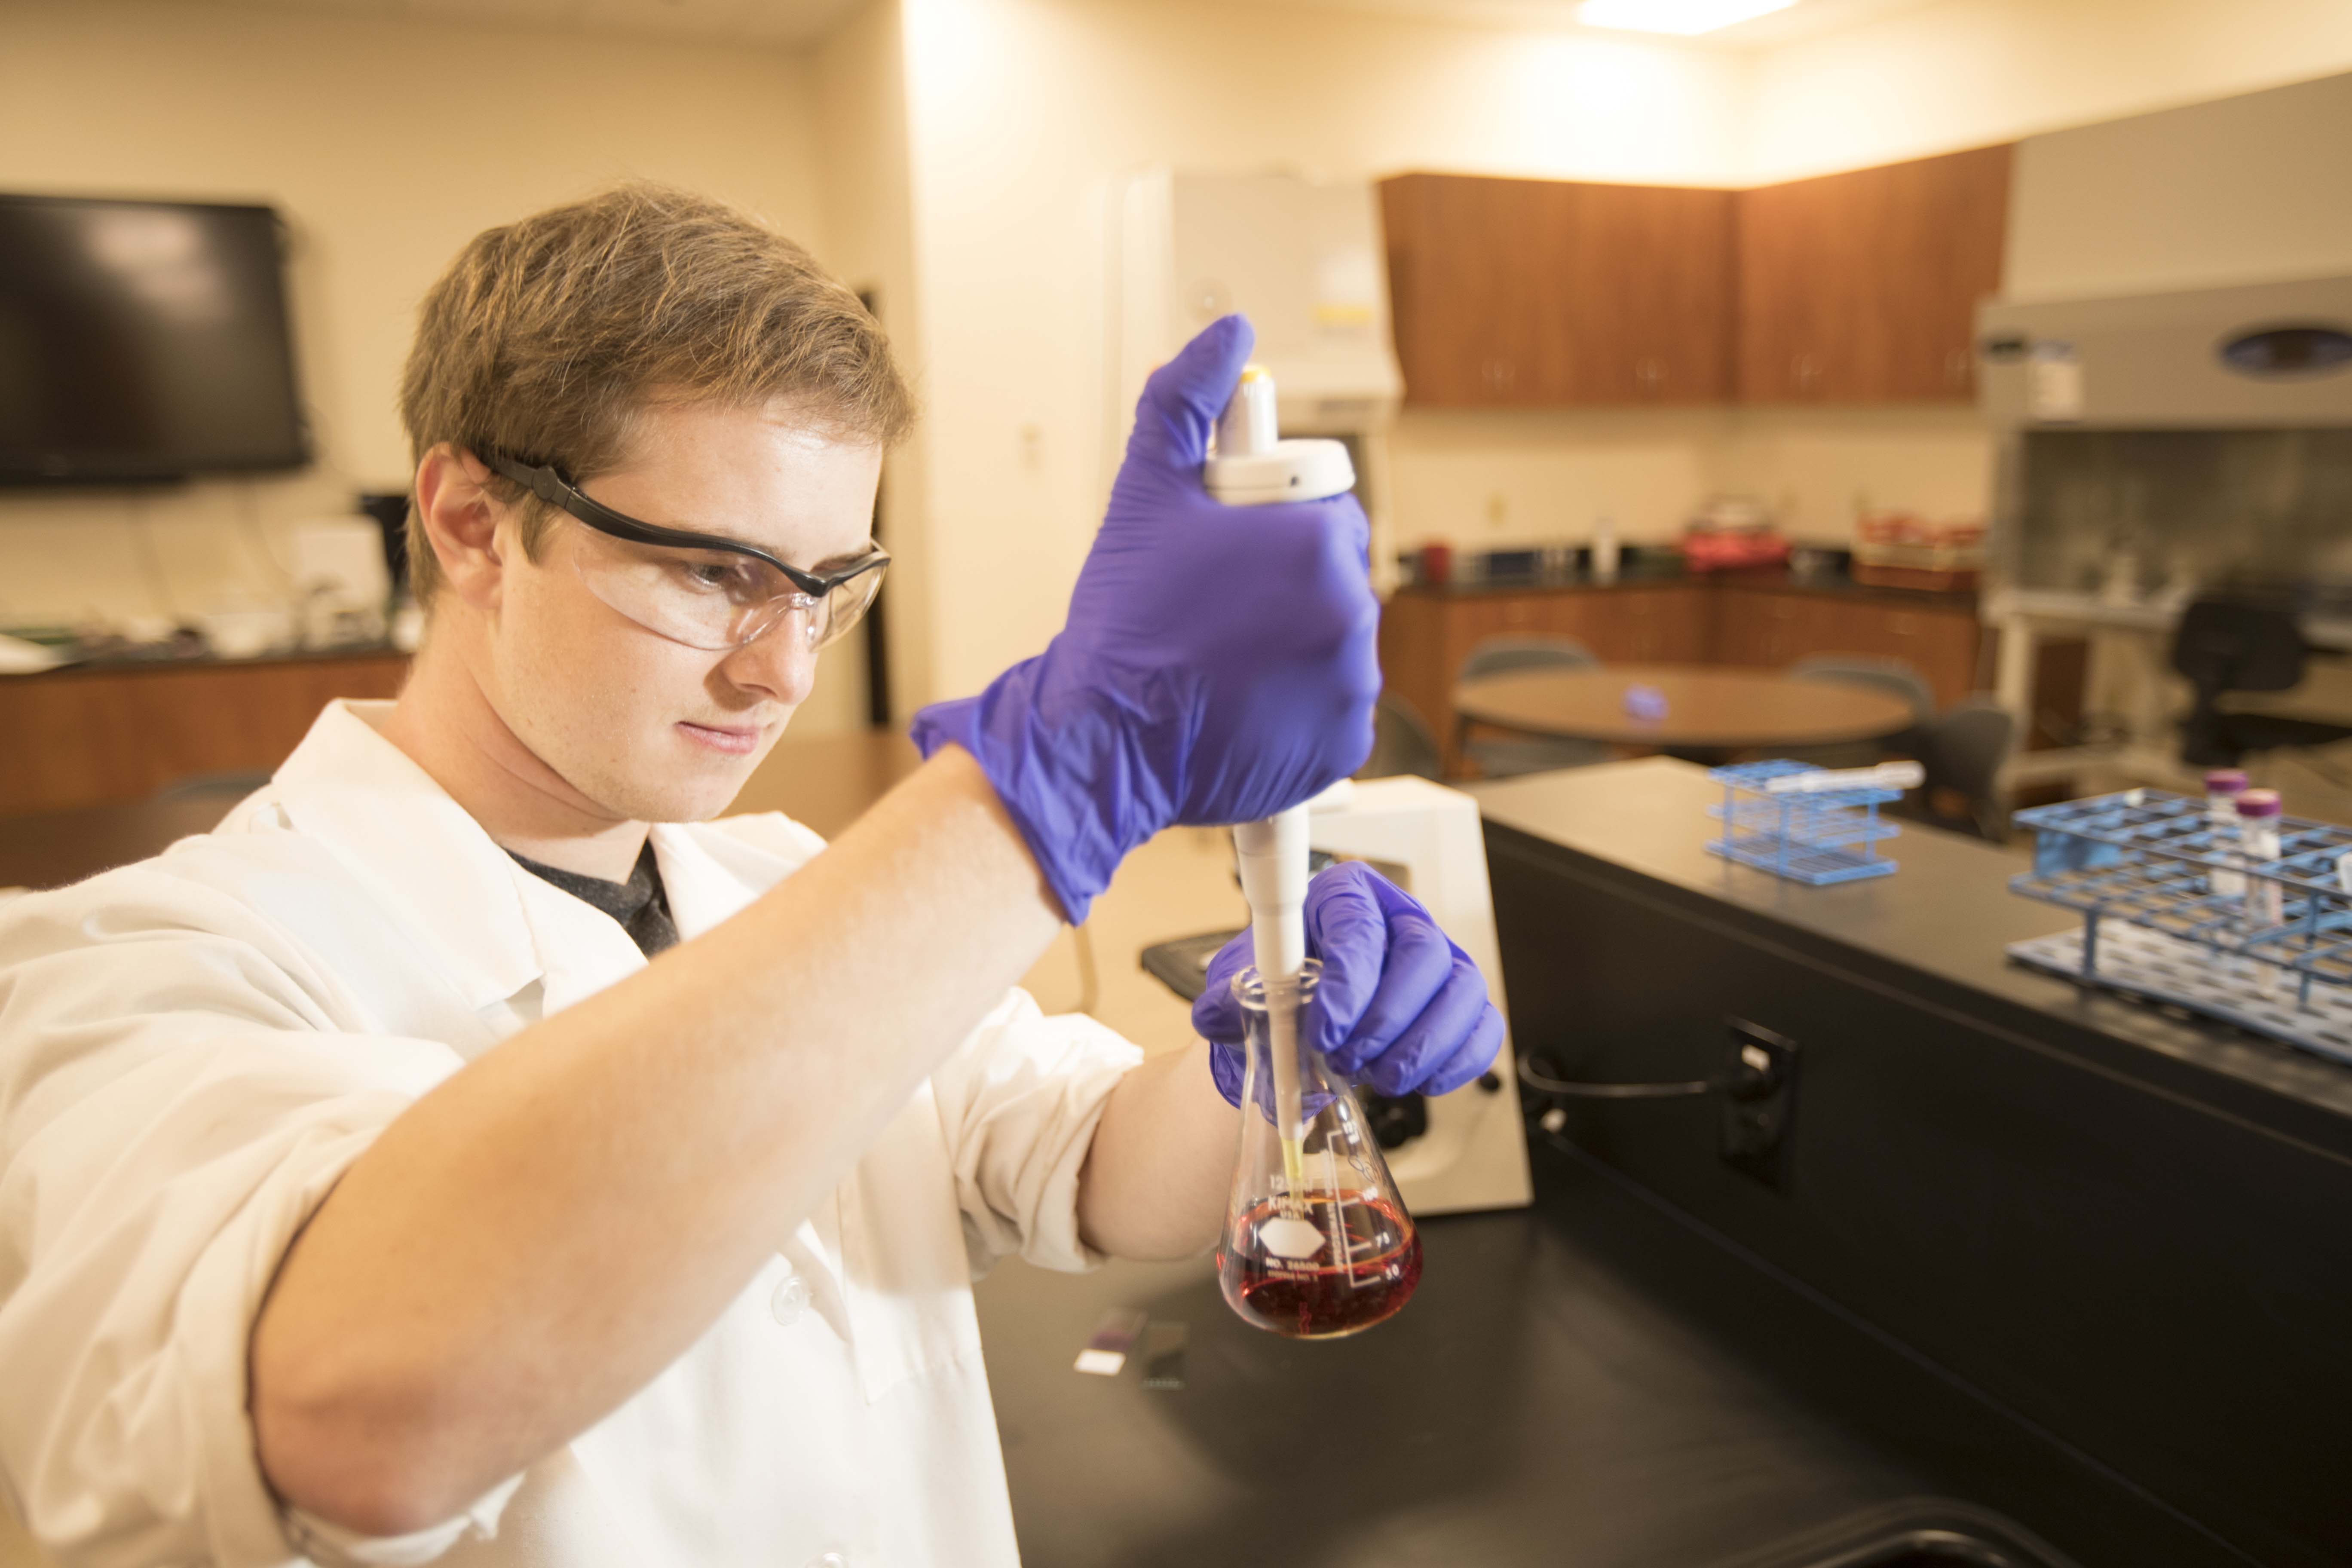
{"left": 1381, "top": 582, "right": 1979, "bottom": 775}
{"left": 1712, "top": 588, "right": 1979, "bottom": 708}
{"left": 1381, "top": 585, "right": 1710, "bottom": 772}
{"left": 0, "top": 653, "right": 410, "bottom": 815}
{"left": 1596, "top": 585, "right": 1711, "bottom": 664}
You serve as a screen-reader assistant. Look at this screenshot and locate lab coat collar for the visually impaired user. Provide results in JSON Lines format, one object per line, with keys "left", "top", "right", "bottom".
{"left": 648, "top": 822, "right": 780, "bottom": 941}
{"left": 264, "top": 703, "right": 805, "bottom": 1021}
{"left": 267, "top": 701, "right": 550, "bottom": 1014}
{"left": 520, "top": 822, "right": 794, "bottom": 1016}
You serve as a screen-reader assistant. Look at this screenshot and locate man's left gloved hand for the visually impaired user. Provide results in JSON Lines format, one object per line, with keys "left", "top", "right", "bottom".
{"left": 1191, "top": 862, "right": 1505, "bottom": 1107}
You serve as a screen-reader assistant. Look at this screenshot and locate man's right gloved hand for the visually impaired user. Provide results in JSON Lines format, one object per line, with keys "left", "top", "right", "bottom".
{"left": 910, "top": 315, "right": 1379, "bottom": 924}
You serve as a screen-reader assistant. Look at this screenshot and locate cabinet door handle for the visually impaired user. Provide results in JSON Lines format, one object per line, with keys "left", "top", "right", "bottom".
{"left": 1635, "top": 357, "right": 1664, "bottom": 395}
{"left": 1945, "top": 349, "right": 1970, "bottom": 388}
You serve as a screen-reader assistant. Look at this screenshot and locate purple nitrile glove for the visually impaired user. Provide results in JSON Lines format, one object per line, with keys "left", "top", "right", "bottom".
{"left": 910, "top": 316, "right": 1380, "bottom": 923}
{"left": 1192, "top": 862, "right": 1507, "bottom": 1108}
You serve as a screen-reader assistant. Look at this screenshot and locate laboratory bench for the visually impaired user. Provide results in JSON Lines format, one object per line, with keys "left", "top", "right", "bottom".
{"left": 976, "top": 759, "right": 2352, "bottom": 1567}
{"left": 1378, "top": 573, "right": 1984, "bottom": 775}
{"left": 974, "top": 1146, "right": 2221, "bottom": 1568}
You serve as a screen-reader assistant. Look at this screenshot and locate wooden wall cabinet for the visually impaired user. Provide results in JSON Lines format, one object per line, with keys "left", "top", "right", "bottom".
{"left": 1381, "top": 147, "right": 2009, "bottom": 409}
{"left": 1736, "top": 144, "right": 2012, "bottom": 404}
{"left": 1379, "top": 174, "right": 1542, "bottom": 404}
{"left": 1381, "top": 175, "right": 1734, "bottom": 408}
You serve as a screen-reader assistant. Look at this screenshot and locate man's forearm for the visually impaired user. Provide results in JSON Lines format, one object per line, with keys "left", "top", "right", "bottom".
{"left": 1075, "top": 1041, "right": 1239, "bottom": 1261}
{"left": 251, "top": 747, "right": 1062, "bottom": 1536}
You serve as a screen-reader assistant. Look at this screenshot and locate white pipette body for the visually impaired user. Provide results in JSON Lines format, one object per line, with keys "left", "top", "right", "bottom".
{"left": 1206, "top": 366, "right": 1356, "bottom": 1190}
{"left": 1761, "top": 760, "right": 1925, "bottom": 796}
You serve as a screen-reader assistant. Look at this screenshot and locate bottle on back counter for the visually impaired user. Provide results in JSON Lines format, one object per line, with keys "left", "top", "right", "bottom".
{"left": 2205, "top": 769, "right": 2248, "bottom": 898}
{"left": 2236, "top": 788, "right": 2285, "bottom": 935}
{"left": 1591, "top": 516, "right": 1620, "bottom": 585}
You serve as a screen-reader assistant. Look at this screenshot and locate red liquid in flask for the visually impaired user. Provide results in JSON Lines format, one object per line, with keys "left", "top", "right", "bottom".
{"left": 1216, "top": 1194, "right": 1422, "bottom": 1339}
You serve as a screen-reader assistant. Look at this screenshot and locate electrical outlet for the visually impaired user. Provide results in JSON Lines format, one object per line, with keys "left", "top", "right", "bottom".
{"left": 1720, "top": 1018, "right": 1798, "bottom": 1190}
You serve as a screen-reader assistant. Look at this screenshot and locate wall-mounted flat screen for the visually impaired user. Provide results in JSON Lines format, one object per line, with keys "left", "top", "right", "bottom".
{"left": 0, "top": 194, "right": 308, "bottom": 483}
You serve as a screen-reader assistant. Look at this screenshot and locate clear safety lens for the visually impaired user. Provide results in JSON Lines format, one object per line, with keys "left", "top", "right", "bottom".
{"left": 567, "top": 522, "right": 885, "bottom": 652}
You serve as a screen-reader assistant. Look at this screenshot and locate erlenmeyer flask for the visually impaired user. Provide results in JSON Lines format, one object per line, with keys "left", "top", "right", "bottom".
{"left": 1216, "top": 961, "right": 1421, "bottom": 1339}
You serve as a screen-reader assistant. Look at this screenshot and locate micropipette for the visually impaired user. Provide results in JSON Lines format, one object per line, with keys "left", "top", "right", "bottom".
{"left": 1205, "top": 365, "right": 1357, "bottom": 1211}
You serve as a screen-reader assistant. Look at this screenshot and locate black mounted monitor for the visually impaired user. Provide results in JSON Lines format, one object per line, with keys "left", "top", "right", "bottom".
{"left": 0, "top": 194, "right": 309, "bottom": 483}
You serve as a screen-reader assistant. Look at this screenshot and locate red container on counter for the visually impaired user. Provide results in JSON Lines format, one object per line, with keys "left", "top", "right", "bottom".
{"left": 1681, "top": 527, "right": 1789, "bottom": 573}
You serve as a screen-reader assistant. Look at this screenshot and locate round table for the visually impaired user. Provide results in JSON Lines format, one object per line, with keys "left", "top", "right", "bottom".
{"left": 1454, "top": 665, "right": 1916, "bottom": 758}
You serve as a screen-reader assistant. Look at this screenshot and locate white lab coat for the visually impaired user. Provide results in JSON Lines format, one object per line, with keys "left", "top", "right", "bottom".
{"left": 0, "top": 701, "right": 1144, "bottom": 1568}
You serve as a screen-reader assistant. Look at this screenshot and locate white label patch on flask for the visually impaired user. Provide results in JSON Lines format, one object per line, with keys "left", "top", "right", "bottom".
{"left": 1258, "top": 1215, "right": 1326, "bottom": 1260}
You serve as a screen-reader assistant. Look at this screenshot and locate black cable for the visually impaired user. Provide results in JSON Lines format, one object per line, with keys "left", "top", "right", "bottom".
{"left": 1517, "top": 1051, "right": 1719, "bottom": 1100}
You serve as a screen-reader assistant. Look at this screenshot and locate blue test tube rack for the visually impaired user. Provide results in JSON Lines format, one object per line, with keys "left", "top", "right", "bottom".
{"left": 2007, "top": 789, "right": 2352, "bottom": 1066}
{"left": 1704, "top": 760, "right": 1905, "bottom": 885}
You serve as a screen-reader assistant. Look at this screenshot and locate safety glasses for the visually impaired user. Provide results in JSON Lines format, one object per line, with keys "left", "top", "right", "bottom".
{"left": 479, "top": 451, "right": 889, "bottom": 652}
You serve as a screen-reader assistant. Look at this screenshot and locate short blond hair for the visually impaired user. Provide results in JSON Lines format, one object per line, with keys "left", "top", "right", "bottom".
{"left": 397, "top": 183, "right": 913, "bottom": 601}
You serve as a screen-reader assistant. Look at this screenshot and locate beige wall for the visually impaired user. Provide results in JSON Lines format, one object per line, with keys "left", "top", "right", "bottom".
{"left": 15, "top": 0, "right": 2352, "bottom": 717}
{"left": 888, "top": 0, "right": 2352, "bottom": 700}
{"left": 893, "top": 0, "right": 1752, "bottom": 697}
{"left": 1382, "top": 404, "right": 1994, "bottom": 552}
{"left": 2008, "top": 69, "right": 2352, "bottom": 300}
{"left": 1747, "top": 0, "right": 2352, "bottom": 180}
{"left": 813, "top": 0, "right": 937, "bottom": 715}
{"left": 1386, "top": 409, "right": 1726, "bottom": 551}
{"left": 0, "top": 0, "right": 877, "bottom": 737}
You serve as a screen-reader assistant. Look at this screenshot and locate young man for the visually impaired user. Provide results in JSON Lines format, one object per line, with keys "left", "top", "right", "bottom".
{"left": 0, "top": 185, "right": 1501, "bottom": 1568}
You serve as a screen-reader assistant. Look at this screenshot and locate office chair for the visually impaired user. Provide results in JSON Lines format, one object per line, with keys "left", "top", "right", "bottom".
{"left": 2171, "top": 597, "right": 2352, "bottom": 768}
{"left": 1788, "top": 653, "right": 1938, "bottom": 766}
{"left": 1359, "top": 692, "right": 1443, "bottom": 781}
{"left": 1453, "top": 635, "right": 1610, "bottom": 778}
{"left": 1916, "top": 699, "right": 2016, "bottom": 842}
